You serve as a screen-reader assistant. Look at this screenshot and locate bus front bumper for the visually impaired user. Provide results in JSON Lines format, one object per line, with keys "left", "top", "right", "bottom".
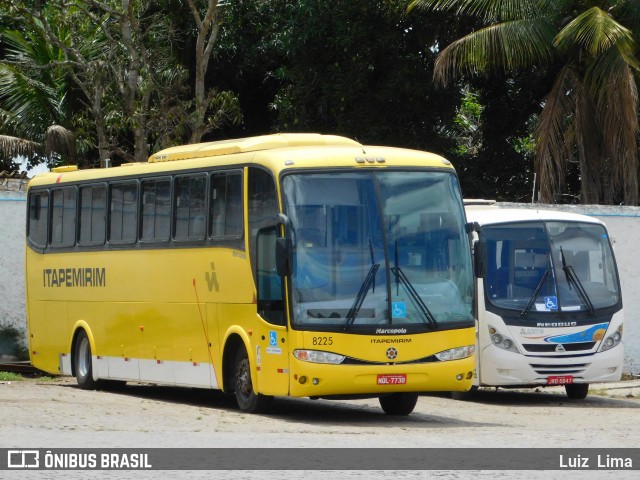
{"left": 478, "top": 343, "right": 624, "bottom": 387}
{"left": 289, "top": 356, "right": 475, "bottom": 397}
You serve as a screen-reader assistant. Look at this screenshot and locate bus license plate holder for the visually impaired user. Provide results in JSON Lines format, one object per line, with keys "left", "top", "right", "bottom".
{"left": 377, "top": 374, "right": 407, "bottom": 385}
{"left": 547, "top": 375, "right": 573, "bottom": 385}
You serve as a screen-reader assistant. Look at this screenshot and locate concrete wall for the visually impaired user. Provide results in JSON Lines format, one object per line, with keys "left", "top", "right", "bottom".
{"left": 0, "top": 187, "right": 27, "bottom": 358}
{"left": 1, "top": 191, "right": 638, "bottom": 373}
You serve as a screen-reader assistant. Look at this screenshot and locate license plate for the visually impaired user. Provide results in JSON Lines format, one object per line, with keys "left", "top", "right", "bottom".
{"left": 547, "top": 375, "right": 573, "bottom": 385}
{"left": 377, "top": 374, "right": 407, "bottom": 385}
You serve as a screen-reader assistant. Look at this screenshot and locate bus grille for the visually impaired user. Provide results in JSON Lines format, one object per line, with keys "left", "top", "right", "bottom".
{"left": 522, "top": 342, "right": 595, "bottom": 353}
{"left": 529, "top": 363, "right": 590, "bottom": 375}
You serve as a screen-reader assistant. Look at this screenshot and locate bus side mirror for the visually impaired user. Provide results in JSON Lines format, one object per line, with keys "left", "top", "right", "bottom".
{"left": 474, "top": 240, "right": 487, "bottom": 278}
{"left": 276, "top": 237, "right": 292, "bottom": 277}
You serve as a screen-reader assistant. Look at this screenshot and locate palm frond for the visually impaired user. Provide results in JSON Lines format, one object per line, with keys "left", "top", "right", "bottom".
{"left": 433, "top": 18, "right": 556, "bottom": 85}
{"left": 407, "top": 0, "right": 541, "bottom": 21}
{"left": 572, "top": 75, "right": 601, "bottom": 204}
{"left": 589, "top": 51, "right": 639, "bottom": 205}
{"left": 45, "top": 125, "right": 76, "bottom": 160}
{"left": 534, "top": 65, "right": 581, "bottom": 203}
{"left": 0, "top": 135, "right": 43, "bottom": 159}
{"left": 611, "top": 0, "right": 640, "bottom": 37}
{"left": 555, "top": 6, "right": 634, "bottom": 57}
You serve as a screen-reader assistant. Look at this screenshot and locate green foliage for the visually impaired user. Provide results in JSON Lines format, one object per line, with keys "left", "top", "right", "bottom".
{"left": 451, "top": 88, "right": 483, "bottom": 156}
{"left": 0, "top": 321, "right": 29, "bottom": 361}
{"left": 410, "top": 0, "right": 640, "bottom": 205}
{"left": 262, "top": 0, "right": 464, "bottom": 153}
{"left": 0, "top": 372, "right": 24, "bottom": 381}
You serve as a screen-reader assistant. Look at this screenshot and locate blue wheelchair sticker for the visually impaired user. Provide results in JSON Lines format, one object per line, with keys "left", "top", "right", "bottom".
{"left": 269, "top": 331, "right": 278, "bottom": 347}
{"left": 544, "top": 296, "right": 558, "bottom": 311}
{"left": 392, "top": 302, "right": 407, "bottom": 318}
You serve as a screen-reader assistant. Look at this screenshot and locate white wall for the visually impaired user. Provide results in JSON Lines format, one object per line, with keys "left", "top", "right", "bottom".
{"left": 0, "top": 189, "right": 27, "bottom": 357}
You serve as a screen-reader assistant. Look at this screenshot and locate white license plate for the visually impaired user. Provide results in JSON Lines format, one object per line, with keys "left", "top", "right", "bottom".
{"left": 377, "top": 374, "right": 407, "bottom": 385}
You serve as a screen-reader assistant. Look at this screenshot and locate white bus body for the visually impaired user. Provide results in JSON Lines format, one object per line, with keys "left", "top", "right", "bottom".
{"left": 465, "top": 201, "right": 624, "bottom": 399}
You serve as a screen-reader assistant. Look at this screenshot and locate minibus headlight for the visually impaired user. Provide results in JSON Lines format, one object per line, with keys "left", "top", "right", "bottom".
{"left": 488, "top": 325, "right": 520, "bottom": 353}
{"left": 435, "top": 345, "right": 475, "bottom": 361}
{"left": 293, "top": 350, "right": 345, "bottom": 364}
{"left": 599, "top": 324, "right": 623, "bottom": 352}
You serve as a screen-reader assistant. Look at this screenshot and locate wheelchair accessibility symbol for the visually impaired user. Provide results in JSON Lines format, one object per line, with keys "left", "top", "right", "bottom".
{"left": 544, "top": 296, "right": 558, "bottom": 311}
{"left": 392, "top": 302, "right": 407, "bottom": 318}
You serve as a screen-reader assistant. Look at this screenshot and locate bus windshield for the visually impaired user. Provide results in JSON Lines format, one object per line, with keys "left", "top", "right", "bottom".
{"left": 482, "top": 221, "right": 620, "bottom": 313}
{"left": 282, "top": 170, "right": 474, "bottom": 331}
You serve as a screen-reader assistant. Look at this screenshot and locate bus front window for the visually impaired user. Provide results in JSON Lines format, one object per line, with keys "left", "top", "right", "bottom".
{"left": 482, "top": 221, "right": 620, "bottom": 313}
{"left": 282, "top": 171, "right": 474, "bottom": 331}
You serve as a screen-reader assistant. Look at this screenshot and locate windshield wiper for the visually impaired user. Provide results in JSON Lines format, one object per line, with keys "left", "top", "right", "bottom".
{"left": 391, "top": 266, "right": 438, "bottom": 328}
{"left": 344, "top": 263, "right": 380, "bottom": 329}
{"left": 344, "top": 238, "right": 379, "bottom": 329}
{"left": 560, "top": 247, "right": 595, "bottom": 315}
{"left": 392, "top": 241, "right": 437, "bottom": 328}
{"left": 519, "top": 268, "right": 551, "bottom": 317}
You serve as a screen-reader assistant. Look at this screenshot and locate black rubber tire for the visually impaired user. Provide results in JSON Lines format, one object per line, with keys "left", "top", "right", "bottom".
{"left": 74, "top": 330, "right": 99, "bottom": 390}
{"left": 233, "top": 345, "right": 273, "bottom": 413}
{"left": 379, "top": 392, "right": 419, "bottom": 415}
{"left": 565, "top": 383, "right": 589, "bottom": 399}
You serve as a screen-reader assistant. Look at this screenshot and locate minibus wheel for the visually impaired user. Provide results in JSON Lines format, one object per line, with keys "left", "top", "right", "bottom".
{"left": 379, "top": 392, "right": 419, "bottom": 415}
{"left": 233, "top": 345, "right": 273, "bottom": 413}
{"left": 565, "top": 383, "right": 589, "bottom": 399}
{"left": 74, "top": 330, "right": 98, "bottom": 390}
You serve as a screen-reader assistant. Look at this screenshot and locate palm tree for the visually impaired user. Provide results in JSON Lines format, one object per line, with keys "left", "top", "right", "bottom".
{"left": 409, "top": 0, "right": 640, "bottom": 205}
{"left": 0, "top": 23, "right": 75, "bottom": 170}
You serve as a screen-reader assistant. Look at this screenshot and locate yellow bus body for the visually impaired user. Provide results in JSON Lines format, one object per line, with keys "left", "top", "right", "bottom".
{"left": 25, "top": 133, "right": 475, "bottom": 412}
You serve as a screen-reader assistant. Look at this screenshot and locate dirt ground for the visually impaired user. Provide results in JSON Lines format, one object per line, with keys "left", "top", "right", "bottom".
{"left": 1, "top": 376, "right": 639, "bottom": 480}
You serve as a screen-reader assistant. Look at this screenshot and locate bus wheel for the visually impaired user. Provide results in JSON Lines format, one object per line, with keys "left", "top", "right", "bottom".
{"left": 565, "top": 383, "right": 589, "bottom": 399}
{"left": 379, "top": 392, "right": 419, "bottom": 415}
{"left": 74, "top": 330, "right": 99, "bottom": 390}
{"left": 233, "top": 346, "right": 273, "bottom": 413}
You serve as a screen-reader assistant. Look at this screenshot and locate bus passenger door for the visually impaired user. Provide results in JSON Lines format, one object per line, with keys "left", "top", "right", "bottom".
{"left": 255, "top": 226, "right": 289, "bottom": 396}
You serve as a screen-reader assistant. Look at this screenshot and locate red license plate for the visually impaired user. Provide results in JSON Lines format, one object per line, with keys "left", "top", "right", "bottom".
{"left": 377, "top": 374, "right": 407, "bottom": 385}
{"left": 547, "top": 375, "right": 573, "bottom": 385}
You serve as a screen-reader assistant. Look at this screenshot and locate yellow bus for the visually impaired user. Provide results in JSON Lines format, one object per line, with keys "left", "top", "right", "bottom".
{"left": 25, "top": 133, "right": 475, "bottom": 415}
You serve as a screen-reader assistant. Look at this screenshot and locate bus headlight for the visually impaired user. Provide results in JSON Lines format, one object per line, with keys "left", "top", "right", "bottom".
{"left": 293, "top": 350, "right": 345, "bottom": 364}
{"left": 435, "top": 345, "right": 475, "bottom": 361}
{"left": 488, "top": 325, "right": 520, "bottom": 353}
{"left": 599, "top": 325, "right": 623, "bottom": 352}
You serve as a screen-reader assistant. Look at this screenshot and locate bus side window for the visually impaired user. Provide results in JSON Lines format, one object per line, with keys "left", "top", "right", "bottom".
{"left": 210, "top": 171, "right": 243, "bottom": 240}
{"left": 141, "top": 177, "right": 171, "bottom": 243}
{"left": 256, "top": 226, "right": 285, "bottom": 326}
{"left": 174, "top": 174, "right": 206, "bottom": 241}
{"left": 28, "top": 191, "right": 49, "bottom": 249}
{"left": 79, "top": 184, "right": 106, "bottom": 246}
{"left": 50, "top": 187, "right": 77, "bottom": 248}
{"left": 109, "top": 182, "right": 138, "bottom": 244}
{"left": 249, "top": 167, "right": 283, "bottom": 325}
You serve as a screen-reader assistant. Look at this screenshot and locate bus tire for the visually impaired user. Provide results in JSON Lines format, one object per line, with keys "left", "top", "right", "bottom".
{"left": 379, "top": 392, "right": 419, "bottom": 415}
{"left": 74, "top": 330, "right": 99, "bottom": 390}
{"left": 565, "top": 383, "right": 589, "bottom": 399}
{"left": 233, "top": 345, "right": 273, "bottom": 413}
